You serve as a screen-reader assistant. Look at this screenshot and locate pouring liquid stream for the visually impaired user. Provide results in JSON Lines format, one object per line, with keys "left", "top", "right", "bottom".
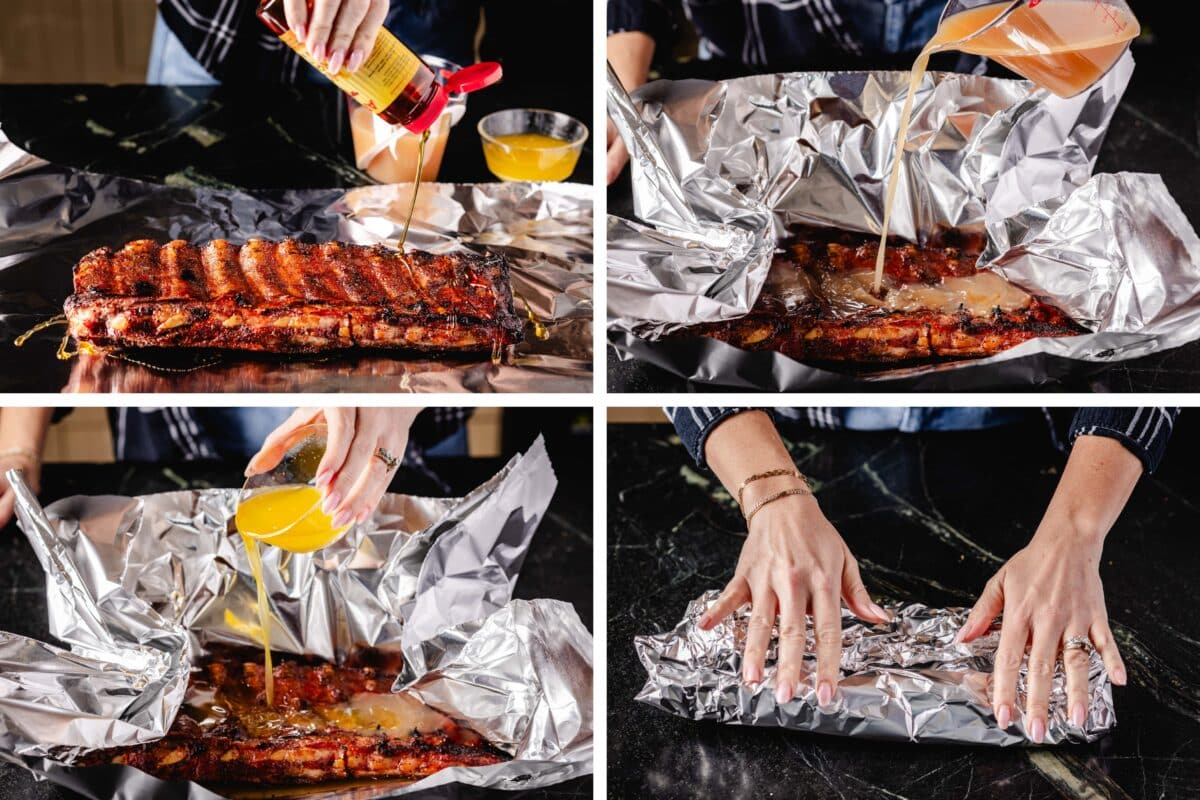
{"left": 398, "top": 129, "right": 431, "bottom": 249}
{"left": 873, "top": 0, "right": 1139, "bottom": 295}
{"left": 235, "top": 485, "right": 348, "bottom": 707}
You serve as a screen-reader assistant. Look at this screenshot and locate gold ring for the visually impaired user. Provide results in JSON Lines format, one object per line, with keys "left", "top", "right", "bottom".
{"left": 374, "top": 447, "right": 399, "bottom": 470}
{"left": 1063, "top": 635, "right": 1093, "bottom": 653}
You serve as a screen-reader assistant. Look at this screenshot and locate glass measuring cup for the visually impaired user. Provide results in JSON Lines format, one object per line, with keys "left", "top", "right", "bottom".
{"left": 934, "top": 0, "right": 1140, "bottom": 97}
{"left": 235, "top": 422, "right": 350, "bottom": 553}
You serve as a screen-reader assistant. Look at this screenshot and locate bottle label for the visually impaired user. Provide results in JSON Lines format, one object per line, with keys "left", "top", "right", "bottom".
{"left": 281, "top": 28, "right": 421, "bottom": 113}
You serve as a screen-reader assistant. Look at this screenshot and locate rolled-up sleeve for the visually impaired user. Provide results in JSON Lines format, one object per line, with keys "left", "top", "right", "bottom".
{"left": 1070, "top": 407, "right": 1180, "bottom": 473}
{"left": 666, "top": 407, "right": 768, "bottom": 468}
{"left": 608, "top": 0, "right": 672, "bottom": 40}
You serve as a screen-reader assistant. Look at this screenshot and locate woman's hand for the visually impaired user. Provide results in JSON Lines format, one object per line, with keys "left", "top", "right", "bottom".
{"left": 285, "top": 0, "right": 389, "bottom": 74}
{"left": 606, "top": 31, "right": 655, "bottom": 184}
{"left": 0, "top": 449, "right": 41, "bottom": 529}
{"left": 699, "top": 492, "right": 890, "bottom": 705}
{"left": 246, "top": 407, "right": 421, "bottom": 529}
{"left": 957, "top": 434, "right": 1141, "bottom": 742}
{"left": 699, "top": 409, "right": 888, "bottom": 706}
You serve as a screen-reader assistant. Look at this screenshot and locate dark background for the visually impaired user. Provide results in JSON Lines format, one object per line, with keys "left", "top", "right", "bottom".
{"left": 607, "top": 6, "right": 1200, "bottom": 392}
{"left": 0, "top": 407, "right": 592, "bottom": 800}
{"left": 609, "top": 410, "right": 1200, "bottom": 799}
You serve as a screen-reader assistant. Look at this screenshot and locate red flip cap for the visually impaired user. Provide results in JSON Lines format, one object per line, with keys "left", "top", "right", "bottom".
{"left": 404, "top": 61, "right": 503, "bottom": 134}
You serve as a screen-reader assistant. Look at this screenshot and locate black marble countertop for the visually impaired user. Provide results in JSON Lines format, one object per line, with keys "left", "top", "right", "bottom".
{"left": 0, "top": 450, "right": 592, "bottom": 800}
{"left": 0, "top": 76, "right": 591, "bottom": 189}
{"left": 607, "top": 42, "right": 1200, "bottom": 392}
{"left": 609, "top": 416, "right": 1200, "bottom": 799}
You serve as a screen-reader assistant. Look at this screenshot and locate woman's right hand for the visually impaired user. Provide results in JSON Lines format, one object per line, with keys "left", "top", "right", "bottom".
{"left": 699, "top": 492, "right": 889, "bottom": 705}
{"left": 606, "top": 31, "right": 655, "bottom": 184}
{"left": 286, "top": 0, "right": 390, "bottom": 74}
{"left": 0, "top": 450, "right": 41, "bottom": 530}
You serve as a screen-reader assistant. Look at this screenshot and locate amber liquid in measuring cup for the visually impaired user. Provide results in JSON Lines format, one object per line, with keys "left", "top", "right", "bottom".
{"left": 873, "top": 0, "right": 1140, "bottom": 294}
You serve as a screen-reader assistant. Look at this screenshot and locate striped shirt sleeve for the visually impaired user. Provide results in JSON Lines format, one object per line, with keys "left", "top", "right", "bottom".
{"left": 1069, "top": 407, "right": 1180, "bottom": 473}
{"left": 665, "top": 407, "right": 767, "bottom": 468}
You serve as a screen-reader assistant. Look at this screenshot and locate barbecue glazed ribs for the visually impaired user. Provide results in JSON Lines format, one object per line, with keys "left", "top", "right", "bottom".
{"left": 64, "top": 240, "right": 524, "bottom": 354}
{"left": 686, "top": 229, "right": 1081, "bottom": 362}
{"left": 81, "top": 650, "right": 506, "bottom": 785}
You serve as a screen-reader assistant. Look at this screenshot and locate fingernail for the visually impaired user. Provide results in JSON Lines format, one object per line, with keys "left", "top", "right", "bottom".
{"left": 1030, "top": 717, "right": 1045, "bottom": 744}
{"left": 355, "top": 507, "right": 372, "bottom": 524}
{"left": 294, "top": 23, "right": 306, "bottom": 41}
{"left": 870, "top": 603, "right": 889, "bottom": 621}
{"left": 743, "top": 665, "right": 761, "bottom": 684}
{"left": 996, "top": 703, "right": 1011, "bottom": 729}
{"left": 327, "top": 49, "right": 345, "bottom": 73}
{"left": 347, "top": 49, "right": 365, "bottom": 73}
{"left": 697, "top": 613, "right": 711, "bottom": 628}
{"left": 953, "top": 628, "right": 965, "bottom": 644}
{"left": 321, "top": 492, "right": 341, "bottom": 516}
{"left": 1112, "top": 665, "right": 1127, "bottom": 686}
{"left": 775, "top": 680, "right": 792, "bottom": 704}
{"left": 315, "top": 470, "right": 331, "bottom": 489}
{"left": 817, "top": 681, "right": 833, "bottom": 705}
{"left": 1070, "top": 703, "right": 1086, "bottom": 728}
{"left": 332, "top": 510, "right": 353, "bottom": 529}
{"left": 312, "top": 43, "right": 327, "bottom": 63}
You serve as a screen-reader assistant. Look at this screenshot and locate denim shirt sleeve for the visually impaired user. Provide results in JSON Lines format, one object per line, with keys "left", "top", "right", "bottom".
{"left": 608, "top": 0, "right": 673, "bottom": 41}
{"left": 1070, "top": 407, "right": 1180, "bottom": 473}
{"left": 666, "top": 407, "right": 772, "bottom": 468}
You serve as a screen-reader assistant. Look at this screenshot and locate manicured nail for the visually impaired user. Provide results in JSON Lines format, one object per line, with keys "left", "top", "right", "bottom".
{"left": 347, "top": 49, "right": 365, "bottom": 73}
{"left": 332, "top": 510, "right": 353, "bottom": 529}
{"left": 315, "top": 470, "right": 332, "bottom": 489}
{"left": 870, "top": 603, "right": 889, "bottom": 621}
{"left": 1030, "top": 717, "right": 1045, "bottom": 744}
{"left": 1112, "top": 665, "right": 1127, "bottom": 686}
{"left": 1070, "top": 703, "right": 1086, "bottom": 728}
{"left": 697, "top": 613, "right": 711, "bottom": 628}
{"left": 321, "top": 492, "right": 342, "bottom": 516}
{"left": 775, "top": 680, "right": 793, "bottom": 704}
{"left": 294, "top": 23, "right": 306, "bottom": 41}
{"left": 743, "top": 665, "right": 761, "bottom": 684}
{"left": 327, "top": 49, "right": 345, "bottom": 74}
{"left": 996, "top": 703, "right": 1011, "bottom": 729}
{"left": 311, "top": 43, "right": 327, "bottom": 63}
{"left": 817, "top": 681, "right": 833, "bottom": 705}
{"left": 355, "top": 507, "right": 372, "bottom": 524}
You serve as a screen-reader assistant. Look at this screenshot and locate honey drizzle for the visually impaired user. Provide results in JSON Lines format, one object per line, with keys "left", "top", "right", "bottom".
{"left": 397, "top": 129, "right": 430, "bottom": 250}
{"left": 13, "top": 314, "right": 68, "bottom": 348}
{"left": 513, "top": 291, "right": 549, "bottom": 341}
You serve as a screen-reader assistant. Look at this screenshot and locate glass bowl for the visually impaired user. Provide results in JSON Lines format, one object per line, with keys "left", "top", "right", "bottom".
{"left": 478, "top": 108, "right": 588, "bottom": 182}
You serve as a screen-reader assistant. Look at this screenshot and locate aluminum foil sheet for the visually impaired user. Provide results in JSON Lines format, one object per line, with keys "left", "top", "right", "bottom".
{"left": 636, "top": 591, "right": 1113, "bottom": 746}
{"left": 0, "top": 124, "right": 592, "bottom": 394}
{"left": 0, "top": 437, "right": 593, "bottom": 796}
{"left": 608, "top": 55, "right": 1200, "bottom": 388}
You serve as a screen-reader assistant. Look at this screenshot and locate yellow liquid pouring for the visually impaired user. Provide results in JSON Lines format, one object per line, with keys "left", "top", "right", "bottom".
{"left": 874, "top": 0, "right": 1138, "bottom": 294}
{"left": 398, "top": 129, "right": 430, "bottom": 249}
{"left": 482, "top": 133, "right": 579, "bottom": 181}
{"left": 234, "top": 485, "right": 348, "bottom": 707}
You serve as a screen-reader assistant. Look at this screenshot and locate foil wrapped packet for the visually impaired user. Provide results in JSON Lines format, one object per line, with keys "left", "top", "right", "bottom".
{"left": 636, "top": 592, "right": 1113, "bottom": 746}
{"left": 0, "top": 437, "right": 593, "bottom": 797}
{"left": 0, "top": 125, "right": 592, "bottom": 393}
{"left": 607, "top": 55, "right": 1200, "bottom": 388}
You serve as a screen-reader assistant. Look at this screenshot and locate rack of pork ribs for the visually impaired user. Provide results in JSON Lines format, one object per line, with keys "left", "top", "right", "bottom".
{"left": 63, "top": 239, "right": 525, "bottom": 354}
{"left": 683, "top": 227, "right": 1081, "bottom": 362}
{"left": 80, "top": 648, "right": 507, "bottom": 785}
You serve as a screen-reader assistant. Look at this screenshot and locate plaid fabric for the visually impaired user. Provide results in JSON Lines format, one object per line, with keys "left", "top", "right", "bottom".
{"left": 155, "top": 0, "right": 480, "bottom": 83}
{"left": 666, "top": 408, "right": 1180, "bottom": 473}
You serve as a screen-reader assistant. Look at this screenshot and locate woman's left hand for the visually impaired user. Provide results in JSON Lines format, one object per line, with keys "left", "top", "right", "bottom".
{"left": 246, "top": 407, "right": 421, "bottom": 529}
{"left": 956, "top": 435, "right": 1140, "bottom": 742}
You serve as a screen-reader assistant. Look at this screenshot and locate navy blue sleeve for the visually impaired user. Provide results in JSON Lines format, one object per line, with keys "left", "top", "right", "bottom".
{"left": 1070, "top": 407, "right": 1179, "bottom": 473}
{"left": 666, "top": 407, "right": 774, "bottom": 468}
{"left": 608, "top": 0, "right": 673, "bottom": 41}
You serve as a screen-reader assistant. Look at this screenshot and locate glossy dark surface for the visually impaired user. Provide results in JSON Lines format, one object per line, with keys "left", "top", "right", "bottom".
{"left": 607, "top": 43, "right": 1200, "bottom": 392}
{"left": 608, "top": 416, "right": 1200, "bottom": 799}
{"left": 0, "top": 75, "right": 591, "bottom": 189}
{"left": 0, "top": 447, "right": 592, "bottom": 800}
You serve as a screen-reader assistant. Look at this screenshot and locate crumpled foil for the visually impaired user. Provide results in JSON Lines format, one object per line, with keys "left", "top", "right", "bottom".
{"left": 608, "top": 55, "right": 1200, "bottom": 388}
{"left": 0, "top": 436, "right": 593, "bottom": 797}
{"left": 0, "top": 124, "right": 592, "bottom": 393}
{"left": 636, "top": 592, "right": 1113, "bottom": 746}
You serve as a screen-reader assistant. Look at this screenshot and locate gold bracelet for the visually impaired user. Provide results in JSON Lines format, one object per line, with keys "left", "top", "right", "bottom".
{"left": 743, "top": 487, "right": 813, "bottom": 526}
{"left": 736, "top": 468, "right": 809, "bottom": 508}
